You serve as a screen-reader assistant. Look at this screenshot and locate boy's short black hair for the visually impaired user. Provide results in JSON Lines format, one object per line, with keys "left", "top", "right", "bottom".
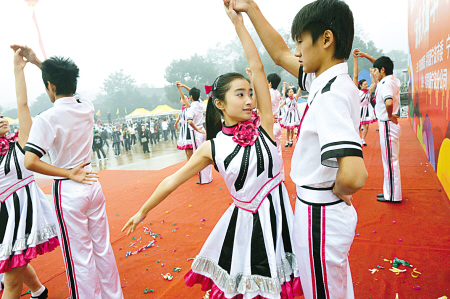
{"left": 189, "top": 87, "right": 201, "bottom": 101}
{"left": 291, "top": 0, "right": 354, "bottom": 60}
{"left": 41, "top": 56, "right": 79, "bottom": 95}
{"left": 267, "top": 73, "right": 281, "bottom": 89}
{"left": 373, "top": 56, "right": 394, "bottom": 76}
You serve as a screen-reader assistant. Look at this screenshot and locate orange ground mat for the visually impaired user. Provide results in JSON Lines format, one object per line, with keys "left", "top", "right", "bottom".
{"left": 3, "top": 118, "right": 450, "bottom": 299}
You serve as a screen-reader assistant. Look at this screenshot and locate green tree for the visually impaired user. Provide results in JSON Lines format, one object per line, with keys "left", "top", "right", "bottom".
{"left": 386, "top": 49, "right": 408, "bottom": 69}
{"left": 29, "top": 93, "right": 53, "bottom": 117}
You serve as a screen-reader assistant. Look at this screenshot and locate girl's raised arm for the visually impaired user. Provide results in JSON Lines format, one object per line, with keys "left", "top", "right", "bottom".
{"left": 13, "top": 48, "right": 33, "bottom": 147}
{"left": 226, "top": 1, "right": 273, "bottom": 136}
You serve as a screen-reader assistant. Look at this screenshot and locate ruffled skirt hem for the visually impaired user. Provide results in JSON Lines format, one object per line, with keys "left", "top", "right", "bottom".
{"left": 177, "top": 144, "right": 193, "bottom": 150}
{"left": 0, "top": 236, "right": 59, "bottom": 273}
{"left": 185, "top": 270, "right": 303, "bottom": 299}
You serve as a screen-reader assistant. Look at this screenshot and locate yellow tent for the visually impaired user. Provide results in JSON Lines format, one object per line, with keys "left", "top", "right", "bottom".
{"left": 5, "top": 117, "right": 18, "bottom": 124}
{"left": 148, "top": 105, "right": 180, "bottom": 116}
{"left": 126, "top": 108, "right": 152, "bottom": 118}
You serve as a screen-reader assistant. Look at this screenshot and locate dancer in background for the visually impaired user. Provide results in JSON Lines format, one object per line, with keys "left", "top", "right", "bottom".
{"left": 123, "top": 3, "right": 300, "bottom": 297}
{"left": 279, "top": 82, "right": 300, "bottom": 147}
{"left": 352, "top": 49, "right": 377, "bottom": 146}
{"left": 0, "top": 47, "right": 59, "bottom": 299}
{"left": 175, "top": 83, "right": 193, "bottom": 160}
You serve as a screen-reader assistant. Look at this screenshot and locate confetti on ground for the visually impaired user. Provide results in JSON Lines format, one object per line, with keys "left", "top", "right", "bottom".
{"left": 377, "top": 265, "right": 384, "bottom": 269}
{"left": 368, "top": 268, "right": 379, "bottom": 274}
{"left": 125, "top": 240, "right": 155, "bottom": 257}
{"left": 144, "top": 288, "right": 154, "bottom": 294}
{"left": 413, "top": 285, "right": 421, "bottom": 290}
{"left": 411, "top": 268, "right": 422, "bottom": 278}
{"left": 173, "top": 267, "right": 182, "bottom": 272}
{"left": 162, "top": 273, "right": 173, "bottom": 280}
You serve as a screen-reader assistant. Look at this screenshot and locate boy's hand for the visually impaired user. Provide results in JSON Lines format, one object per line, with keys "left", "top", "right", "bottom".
{"left": 224, "top": 0, "right": 252, "bottom": 12}
{"left": 225, "top": 0, "right": 244, "bottom": 24}
{"left": 122, "top": 211, "right": 147, "bottom": 235}
{"left": 13, "top": 48, "right": 27, "bottom": 71}
{"left": 352, "top": 48, "right": 359, "bottom": 58}
{"left": 68, "top": 162, "right": 99, "bottom": 184}
{"left": 353, "top": 49, "right": 366, "bottom": 58}
{"left": 389, "top": 114, "right": 399, "bottom": 125}
{"left": 10, "top": 45, "right": 41, "bottom": 66}
{"left": 333, "top": 186, "right": 353, "bottom": 206}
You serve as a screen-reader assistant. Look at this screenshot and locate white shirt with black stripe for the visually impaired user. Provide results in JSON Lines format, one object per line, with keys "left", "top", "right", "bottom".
{"left": 186, "top": 101, "right": 205, "bottom": 128}
{"left": 24, "top": 95, "right": 94, "bottom": 175}
{"left": 374, "top": 75, "right": 400, "bottom": 122}
{"left": 291, "top": 63, "right": 363, "bottom": 188}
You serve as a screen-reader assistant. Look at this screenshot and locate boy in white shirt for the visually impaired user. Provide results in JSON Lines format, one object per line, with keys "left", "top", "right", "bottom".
{"left": 228, "top": 0, "right": 368, "bottom": 297}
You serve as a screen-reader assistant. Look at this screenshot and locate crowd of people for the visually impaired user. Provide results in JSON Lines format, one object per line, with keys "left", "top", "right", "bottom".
{"left": 0, "top": 0, "right": 404, "bottom": 298}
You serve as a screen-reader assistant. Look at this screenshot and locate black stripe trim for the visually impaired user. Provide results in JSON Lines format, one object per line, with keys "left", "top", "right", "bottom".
{"left": 25, "top": 185, "right": 33, "bottom": 235}
{"left": 298, "top": 196, "right": 343, "bottom": 206}
{"left": 54, "top": 180, "right": 78, "bottom": 298}
{"left": 0, "top": 153, "right": 5, "bottom": 167}
{"left": 312, "top": 206, "right": 326, "bottom": 298}
{"left": 4, "top": 145, "right": 13, "bottom": 175}
{"left": 12, "top": 193, "right": 21, "bottom": 245}
{"left": 321, "top": 141, "right": 362, "bottom": 152}
{"left": 267, "top": 193, "right": 277, "bottom": 250}
{"left": 384, "top": 122, "right": 394, "bottom": 201}
{"left": 12, "top": 147, "right": 22, "bottom": 180}
{"left": 251, "top": 211, "right": 271, "bottom": 277}
{"left": 234, "top": 146, "right": 251, "bottom": 191}
{"left": 279, "top": 185, "right": 293, "bottom": 254}
{"left": 298, "top": 66, "right": 304, "bottom": 90}
{"left": 16, "top": 142, "right": 25, "bottom": 154}
{"left": 321, "top": 148, "right": 363, "bottom": 167}
{"left": 224, "top": 144, "right": 241, "bottom": 170}
{"left": 0, "top": 202, "right": 8, "bottom": 243}
{"left": 321, "top": 76, "right": 337, "bottom": 94}
{"left": 25, "top": 142, "right": 46, "bottom": 155}
{"left": 218, "top": 206, "right": 239, "bottom": 274}
{"left": 254, "top": 138, "right": 265, "bottom": 177}
{"left": 259, "top": 127, "right": 277, "bottom": 147}
{"left": 259, "top": 130, "right": 273, "bottom": 178}
{"left": 210, "top": 139, "right": 219, "bottom": 172}
{"left": 23, "top": 146, "right": 44, "bottom": 158}
{"left": 301, "top": 185, "right": 334, "bottom": 191}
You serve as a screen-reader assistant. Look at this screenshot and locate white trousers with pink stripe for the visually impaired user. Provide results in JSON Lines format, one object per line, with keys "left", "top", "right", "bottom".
{"left": 293, "top": 194, "right": 357, "bottom": 299}
{"left": 378, "top": 121, "right": 402, "bottom": 201}
{"left": 52, "top": 179, "right": 123, "bottom": 299}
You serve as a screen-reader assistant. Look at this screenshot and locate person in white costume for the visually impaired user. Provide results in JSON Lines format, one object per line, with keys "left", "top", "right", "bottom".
{"left": 13, "top": 45, "right": 124, "bottom": 299}
{"left": 123, "top": 3, "right": 301, "bottom": 298}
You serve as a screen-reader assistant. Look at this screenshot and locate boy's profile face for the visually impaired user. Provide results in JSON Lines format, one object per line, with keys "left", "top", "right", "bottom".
{"left": 373, "top": 67, "right": 384, "bottom": 81}
{"left": 294, "top": 30, "right": 323, "bottom": 74}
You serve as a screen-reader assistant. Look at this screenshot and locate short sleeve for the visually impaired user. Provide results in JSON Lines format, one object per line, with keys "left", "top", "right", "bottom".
{"left": 186, "top": 106, "right": 194, "bottom": 121}
{"left": 298, "top": 66, "right": 315, "bottom": 92}
{"left": 378, "top": 82, "right": 394, "bottom": 102}
{"left": 315, "top": 92, "right": 363, "bottom": 168}
{"left": 23, "top": 115, "right": 56, "bottom": 158}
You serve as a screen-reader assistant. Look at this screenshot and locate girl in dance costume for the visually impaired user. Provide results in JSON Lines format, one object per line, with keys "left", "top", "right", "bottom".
{"left": 279, "top": 83, "right": 301, "bottom": 147}
{"left": 175, "top": 82, "right": 194, "bottom": 160}
{"left": 122, "top": 3, "right": 301, "bottom": 298}
{"left": 352, "top": 49, "right": 377, "bottom": 146}
{"left": 0, "top": 48, "right": 59, "bottom": 299}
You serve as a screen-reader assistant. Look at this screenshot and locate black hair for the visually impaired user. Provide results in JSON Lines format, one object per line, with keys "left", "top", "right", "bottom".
{"left": 291, "top": 0, "right": 354, "bottom": 60}
{"left": 267, "top": 73, "right": 281, "bottom": 89}
{"left": 41, "top": 56, "right": 79, "bottom": 95}
{"left": 287, "top": 87, "right": 297, "bottom": 96}
{"left": 358, "top": 79, "right": 367, "bottom": 90}
{"left": 206, "top": 73, "right": 247, "bottom": 140}
{"left": 373, "top": 56, "right": 394, "bottom": 76}
{"left": 189, "top": 87, "right": 201, "bottom": 101}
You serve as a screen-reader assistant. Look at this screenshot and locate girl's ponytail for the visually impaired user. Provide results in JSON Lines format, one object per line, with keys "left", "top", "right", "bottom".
{"left": 206, "top": 95, "right": 222, "bottom": 140}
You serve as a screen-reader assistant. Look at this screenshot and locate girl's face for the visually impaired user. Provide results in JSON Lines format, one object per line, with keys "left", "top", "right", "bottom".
{"left": 217, "top": 78, "right": 255, "bottom": 126}
{"left": 361, "top": 81, "right": 368, "bottom": 89}
{"left": 0, "top": 114, "right": 10, "bottom": 138}
{"left": 288, "top": 89, "right": 294, "bottom": 97}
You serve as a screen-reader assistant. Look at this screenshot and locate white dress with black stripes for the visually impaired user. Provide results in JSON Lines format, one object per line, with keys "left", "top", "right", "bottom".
{"left": 359, "top": 90, "right": 376, "bottom": 125}
{"left": 280, "top": 98, "right": 301, "bottom": 129}
{"left": 0, "top": 141, "right": 59, "bottom": 273}
{"left": 177, "top": 106, "right": 193, "bottom": 150}
{"left": 185, "top": 125, "right": 302, "bottom": 299}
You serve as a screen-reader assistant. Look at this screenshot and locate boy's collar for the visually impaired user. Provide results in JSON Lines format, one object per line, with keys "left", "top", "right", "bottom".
{"left": 308, "top": 62, "right": 348, "bottom": 105}
{"left": 54, "top": 96, "right": 78, "bottom": 106}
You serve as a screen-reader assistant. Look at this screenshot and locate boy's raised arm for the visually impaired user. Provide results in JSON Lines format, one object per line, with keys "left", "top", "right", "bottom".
{"left": 228, "top": 0, "right": 300, "bottom": 78}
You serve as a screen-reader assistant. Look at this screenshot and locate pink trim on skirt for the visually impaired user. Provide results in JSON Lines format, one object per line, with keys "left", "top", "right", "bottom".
{"left": 177, "top": 144, "right": 193, "bottom": 150}
{"left": 281, "top": 125, "right": 298, "bottom": 130}
{"left": 0, "top": 236, "right": 59, "bottom": 273}
{"left": 360, "top": 119, "right": 378, "bottom": 125}
{"left": 185, "top": 270, "right": 303, "bottom": 299}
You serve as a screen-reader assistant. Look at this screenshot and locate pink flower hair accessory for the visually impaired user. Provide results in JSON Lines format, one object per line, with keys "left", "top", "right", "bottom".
{"left": 231, "top": 112, "right": 260, "bottom": 147}
{"left": 0, "top": 132, "right": 19, "bottom": 156}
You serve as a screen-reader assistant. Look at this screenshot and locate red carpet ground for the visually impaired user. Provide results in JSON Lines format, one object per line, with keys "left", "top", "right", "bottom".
{"left": 3, "top": 118, "right": 449, "bottom": 299}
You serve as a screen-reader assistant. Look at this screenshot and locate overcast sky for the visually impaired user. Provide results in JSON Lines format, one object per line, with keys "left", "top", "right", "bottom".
{"left": 0, "top": 0, "right": 408, "bottom": 111}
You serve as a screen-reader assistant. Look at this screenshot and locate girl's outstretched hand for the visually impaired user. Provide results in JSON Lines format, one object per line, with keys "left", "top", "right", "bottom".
{"left": 122, "top": 211, "right": 147, "bottom": 235}
{"left": 225, "top": 0, "right": 243, "bottom": 24}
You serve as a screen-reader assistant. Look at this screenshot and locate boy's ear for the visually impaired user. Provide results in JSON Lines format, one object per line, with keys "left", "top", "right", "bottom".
{"left": 323, "top": 29, "right": 334, "bottom": 49}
